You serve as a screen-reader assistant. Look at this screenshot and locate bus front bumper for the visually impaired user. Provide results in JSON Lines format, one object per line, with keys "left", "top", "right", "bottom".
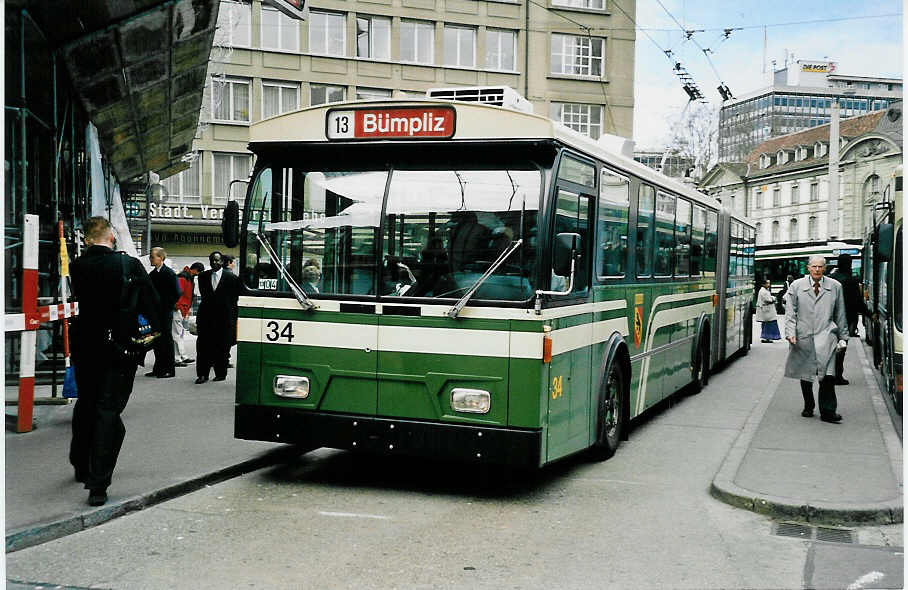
{"left": 235, "top": 405, "right": 543, "bottom": 468}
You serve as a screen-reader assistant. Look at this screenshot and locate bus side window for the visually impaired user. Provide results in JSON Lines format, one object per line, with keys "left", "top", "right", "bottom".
{"left": 691, "top": 204, "right": 706, "bottom": 277}
{"left": 704, "top": 210, "right": 718, "bottom": 276}
{"left": 636, "top": 185, "right": 655, "bottom": 277}
{"left": 674, "top": 198, "right": 691, "bottom": 277}
{"left": 552, "top": 189, "right": 590, "bottom": 293}
{"left": 597, "top": 169, "right": 629, "bottom": 279}
{"left": 654, "top": 192, "right": 675, "bottom": 277}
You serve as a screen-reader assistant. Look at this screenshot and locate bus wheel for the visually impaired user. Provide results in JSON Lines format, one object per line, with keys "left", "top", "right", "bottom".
{"left": 691, "top": 334, "right": 709, "bottom": 394}
{"left": 590, "top": 362, "right": 625, "bottom": 461}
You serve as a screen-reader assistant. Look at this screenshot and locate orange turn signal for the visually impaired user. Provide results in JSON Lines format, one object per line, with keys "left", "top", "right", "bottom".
{"left": 543, "top": 334, "right": 552, "bottom": 363}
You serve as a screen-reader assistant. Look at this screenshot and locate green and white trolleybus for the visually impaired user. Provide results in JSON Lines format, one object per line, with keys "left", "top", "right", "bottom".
{"left": 227, "top": 95, "right": 756, "bottom": 467}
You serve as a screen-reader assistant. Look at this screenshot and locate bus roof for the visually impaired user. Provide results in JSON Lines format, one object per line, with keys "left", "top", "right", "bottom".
{"left": 249, "top": 99, "right": 749, "bottom": 226}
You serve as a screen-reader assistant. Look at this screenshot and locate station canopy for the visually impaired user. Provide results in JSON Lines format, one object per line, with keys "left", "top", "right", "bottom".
{"left": 21, "top": 0, "right": 220, "bottom": 182}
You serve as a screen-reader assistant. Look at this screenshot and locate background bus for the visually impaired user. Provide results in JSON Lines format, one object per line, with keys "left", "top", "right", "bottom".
{"left": 755, "top": 240, "right": 863, "bottom": 293}
{"left": 862, "top": 166, "right": 902, "bottom": 415}
{"left": 226, "top": 94, "right": 755, "bottom": 468}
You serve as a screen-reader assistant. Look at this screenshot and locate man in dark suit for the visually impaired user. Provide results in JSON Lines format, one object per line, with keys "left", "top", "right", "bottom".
{"left": 830, "top": 253, "right": 863, "bottom": 385}
{"left": 70, "top": 217, "right": 161, "bottom": 506}
{"left": 146, "top": 247, "right": 180, "bottom": 378}
{"left": 195, "top": 251, "right": 242, "bottom": 384}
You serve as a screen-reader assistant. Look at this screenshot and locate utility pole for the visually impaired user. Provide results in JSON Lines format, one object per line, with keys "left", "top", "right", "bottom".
{"left": 828, "top": 90, "right": 855, "bottom": 240}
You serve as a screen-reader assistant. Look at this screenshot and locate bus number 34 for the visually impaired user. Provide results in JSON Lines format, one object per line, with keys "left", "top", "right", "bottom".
{"left": 551, "top": 375, "right": 564, "bottom": 399}
{"left": 265, "top": 321, "right": 295, "bottom": 342}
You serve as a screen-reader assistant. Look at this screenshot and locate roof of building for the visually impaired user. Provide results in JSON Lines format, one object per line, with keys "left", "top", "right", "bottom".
{"left": 744, "top": 110, "right": 887, "bottom": 177}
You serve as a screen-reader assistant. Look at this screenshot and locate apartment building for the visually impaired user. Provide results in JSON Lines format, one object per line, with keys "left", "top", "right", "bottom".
{"left": 150, "top": 0, "right": 636, "bottom": 264}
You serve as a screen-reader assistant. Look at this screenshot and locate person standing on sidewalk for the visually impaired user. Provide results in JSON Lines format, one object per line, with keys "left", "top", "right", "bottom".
{"left": 830, "top": 253, "right": 863, "bottom": 384}
{"left": 69, "top": 217, "right": 161, "bottom": 506}
{"left": 784, "top": 255, "right": 849, "bottom": 423}
{"left": 195, "top": 251, "right": 242, "bottom": 384}
{"left": 756, "top": 279, "right": 781, "bottom": 343}
{"left": 146, "top": 247, "right": 180, "bottom": 379}
{"left": 174, "top": 262, "right": 205, "bottom": 366}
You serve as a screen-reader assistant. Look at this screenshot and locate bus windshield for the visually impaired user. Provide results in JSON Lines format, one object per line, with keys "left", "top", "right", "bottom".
{"left": 241, "top": 163, "right": 542, "bottom": 302}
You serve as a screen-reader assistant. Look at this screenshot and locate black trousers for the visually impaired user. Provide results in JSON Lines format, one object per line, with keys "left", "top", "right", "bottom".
{"left": 196, "top": 331, "right": 230, "bottom": 380}
{"left": 835, "top": 348, "right": 846, "bottom": 380}
{"left": 69, "top": 357, "right": 138, "bottom": 491}
{"left": 800, "top": 377, "right": 837, "bottom": 416}
{"left": 151, "top": 306, "right": 175, "bottom": 375}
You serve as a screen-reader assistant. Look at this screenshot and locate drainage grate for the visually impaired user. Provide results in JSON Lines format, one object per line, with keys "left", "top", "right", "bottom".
{"left": 773, "top": 522, "right": 855, "bottom": 544}
{"left": 775, "top": 522, "right": 812, "bottom": 539}
{"left": 815, "top": 526, "right": 855, "bottom": 544}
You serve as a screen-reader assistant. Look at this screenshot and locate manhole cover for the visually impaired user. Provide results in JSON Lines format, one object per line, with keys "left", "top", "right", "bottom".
{"left": 775, "top": 522, "right": 812, "bottom": 539}
{"left": 815, "top": 526, "right": 855, "bottom": 544}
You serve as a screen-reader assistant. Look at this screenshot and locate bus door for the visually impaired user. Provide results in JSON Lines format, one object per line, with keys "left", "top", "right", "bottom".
{"left": 546, "top": 154, "right": 595, "bottom": 460}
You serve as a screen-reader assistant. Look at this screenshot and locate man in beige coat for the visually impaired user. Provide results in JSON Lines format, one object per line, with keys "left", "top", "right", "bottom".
{"left": 784, "top": 255, "right": 849, "bottom": 423}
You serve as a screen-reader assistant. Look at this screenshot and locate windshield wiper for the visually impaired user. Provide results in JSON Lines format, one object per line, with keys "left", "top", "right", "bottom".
{"left": 252, "top": 230, "right": 316, "bottom": 311}
{"left": 446, "top": 239, "right": 523, "bottom": 319}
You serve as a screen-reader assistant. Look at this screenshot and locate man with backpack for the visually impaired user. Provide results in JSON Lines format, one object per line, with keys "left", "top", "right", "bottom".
{"left": 69, "top": 217, "right": 162, "bottom": 506}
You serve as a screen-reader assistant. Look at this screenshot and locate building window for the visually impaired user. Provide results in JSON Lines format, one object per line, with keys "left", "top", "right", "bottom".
{"left": 552, "top": 0, "right": 605, "bottom": 8}
{"left": 214, "top": 0, "right": 251, "bottom": 47}
{"left": 810, "top": 182, "right": 819, "bottom": 202}
{"left": 771, "top": 220, "right": 780, "bottom": 243}
{"left": 310, "top": 84, "right": 346, "bottom": 106}
{"left": 261, "top": 6, "right": 299, "bottom": 51}
{"left": 773, "top": 188, "right": 781, "bottom": 207}
{"left": 808, "top": 216, "right": 818, "bottom": 239}
{"left": 262, "top": 81, "right": 299, "bottom": 119}
{"left": 485, "top": 29, "right": 516, "bottom": 71}
{"left": 863, "top": 174, "right": 881, "bottom": 202}
{"left": 444, "top": 25, "right": 476, "bottom": 68}
{"left": 550, "top": 34, "right": 603, "bottom": 77}
{"left": 356, "top": 87, "right": 392, "bottom": 100}
{"left": 753, "top": 188, "right": 761, "bottom": 209}
{"left": 789, "top": 218, "right": 798, "bottom": 241}
{"left": 309, "top": 11, "right": 345, "bottom": 56}
{"left": 212, "top": 77, "right": 250, "bottom": 122}
{"left": 754, "top": 222, "right": 762, "bottom": 244}
{"left": 791, "top": 183, "right": 799, "bottom": 204}
{"left": 212, "top": 153, "right": 252, "bottom": 204}
{"left": 161, "top": 155, "right": 201, "bottom": 204}
{"left": 550, "top": 102, "right": 603, "bottom": 139}
{"left": 356, "top": 15, "right": 391, "bottom": 60}
{"left": 401, "top": 20, "right": 434, "bottom": 64}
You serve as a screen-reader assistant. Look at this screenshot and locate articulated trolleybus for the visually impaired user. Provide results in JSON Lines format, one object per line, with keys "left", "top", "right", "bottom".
{"left": 227, "top": 93, "right": 755, "bottom": 467}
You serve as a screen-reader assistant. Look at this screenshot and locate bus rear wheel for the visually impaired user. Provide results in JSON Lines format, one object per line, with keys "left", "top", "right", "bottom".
{"left": 590, "top": 362, "right": 625, "bottom": 461}
{"left": 690, "top": 334, "right": 709, "bottom": 394}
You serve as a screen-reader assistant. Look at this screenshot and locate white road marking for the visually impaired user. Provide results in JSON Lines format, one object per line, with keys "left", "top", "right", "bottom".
{"left": 318, "top": 511, "right": 391, "bottom": 520}
{"left": 846, "top": 571, "right": 886, "bottom": 590}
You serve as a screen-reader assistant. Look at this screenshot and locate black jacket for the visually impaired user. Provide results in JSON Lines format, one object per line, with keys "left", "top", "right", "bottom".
{"left": 150, "top": 264, "right": 181, "bottom": 312}
{"left": 829, "top": 268, "right": 863, "bottom": 317}
{"left": 70, "top": 246, "right": 161, "bottom": 355}
{"left": 197, "top": 268, "right": 242, "bottom": 344}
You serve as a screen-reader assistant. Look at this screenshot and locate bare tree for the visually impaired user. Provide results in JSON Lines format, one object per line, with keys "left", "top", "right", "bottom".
{"left": 666, "top": 102, "right": 719, "bottom": 182}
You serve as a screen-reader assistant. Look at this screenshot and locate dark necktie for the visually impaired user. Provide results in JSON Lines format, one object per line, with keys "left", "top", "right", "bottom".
{"left": 813, "top": 280, "right": 820, "bottom": 295}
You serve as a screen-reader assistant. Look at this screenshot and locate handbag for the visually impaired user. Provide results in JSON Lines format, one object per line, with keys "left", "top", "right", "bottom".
{"left": 108, "top": 254, "right": 161, "bottom": 363}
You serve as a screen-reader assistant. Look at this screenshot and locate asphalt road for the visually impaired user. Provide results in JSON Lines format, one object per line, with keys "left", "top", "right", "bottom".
{"left": 6, "top": 338, "right": 904, "bottom": 589}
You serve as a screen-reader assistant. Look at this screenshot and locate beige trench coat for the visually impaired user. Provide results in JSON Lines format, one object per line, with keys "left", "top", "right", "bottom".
{"left": 756, "top": 287, "right": 777, "bottom": 322}
{"left": 784, "top": 275, "right": 848, "bottom": 380}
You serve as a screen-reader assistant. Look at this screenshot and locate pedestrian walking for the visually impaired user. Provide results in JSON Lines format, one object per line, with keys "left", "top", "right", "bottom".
{"left": 830, "top": 253, "right": 863, "bottom": 385}
{"left": 69, "top": 217, "right": 162, "bottom": 506}
{"left": 147, "top": 247, "right": 180, "bottom": 378}
{"left": 174, "top": 261, "right": 205, "bottom": 366}
{"left": 756, "top": 279, "right": 781, "bottom": 343}
{"left": 195, "top": 251, "right": 242, "bottom": 384}
{"left": 784, "top": 255, "right": 849, "bottom": 423}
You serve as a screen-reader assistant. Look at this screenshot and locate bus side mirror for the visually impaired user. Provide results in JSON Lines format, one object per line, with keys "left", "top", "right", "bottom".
{"left": 223, "top": 200, "right": 240, "bottom": 248}
{"left": 553, "top": 232, "right": 580, "bottom": 277}
{"left": 876, "top": 223, "right": 893, "bottom": 262}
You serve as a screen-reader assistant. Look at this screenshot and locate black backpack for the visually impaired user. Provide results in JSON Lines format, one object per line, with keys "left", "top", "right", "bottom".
{"left": 108, "top": 254, "right": 160, "bottom": 363}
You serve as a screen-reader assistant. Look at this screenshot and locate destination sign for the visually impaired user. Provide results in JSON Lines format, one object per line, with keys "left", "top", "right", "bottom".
{"left": 326, "top": 107, "right": 455, "bottom": 140}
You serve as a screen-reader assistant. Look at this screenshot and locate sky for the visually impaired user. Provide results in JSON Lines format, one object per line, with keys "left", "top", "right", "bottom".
{"left": 629, "top": 0, "right": 904, "bottom": 149}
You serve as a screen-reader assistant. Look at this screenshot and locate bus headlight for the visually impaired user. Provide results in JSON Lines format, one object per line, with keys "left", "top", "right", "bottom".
{"left": 274, "top": 375, "right": 310, "bottom": 399}
{"left": 451, "top": 388, "right": 490, "bottom": 414}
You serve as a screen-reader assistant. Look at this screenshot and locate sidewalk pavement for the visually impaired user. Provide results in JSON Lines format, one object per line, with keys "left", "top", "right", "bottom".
{"left": 711, "top": 324, "right": 903, "bottom": 526}
{"left": 5, "top": 325, "right": 902, "bottom": 554}
{"left": 5, "top": 338, "right": 294, "bottom": 552}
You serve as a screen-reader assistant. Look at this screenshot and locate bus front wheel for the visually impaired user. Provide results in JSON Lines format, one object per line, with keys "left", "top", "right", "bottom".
{"left": 590, "top": 362, "right": 626, "bottom": 461}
